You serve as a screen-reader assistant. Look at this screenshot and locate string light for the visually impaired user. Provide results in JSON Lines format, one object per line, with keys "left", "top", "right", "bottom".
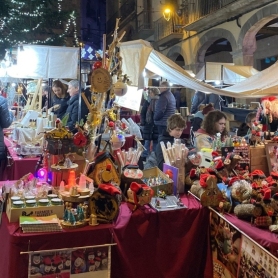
{"left": 0, "top": 0, "right": 79, "bottom": 46}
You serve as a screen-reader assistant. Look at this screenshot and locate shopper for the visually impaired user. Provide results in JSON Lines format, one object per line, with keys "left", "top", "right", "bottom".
{"left": 42, "top": 85, "right": 49, "bottom": 109}
{"left": 155, "top": 114, "right": 186, "bottom": 170}
{"left": 194, "top": 110, "right": 227, "bottom": 151}
{"left": 50, "top": 80, "right": 70, "bottom": 120}
{"left": 237, "top": 111, "right": 257, "bottom": 137}
{"left": 66, "top": 80, "right": 89, "bottom": 132}
{"left": 0, "top": 96, "right": 14, "bottom": 180}
{"left": 140, "top": 87, "right": 160, "bottom": 158}
{"left": 192, "top": 103, "right": 214, "bottom": 132}
{"left": 154, "top": 81, "right": 176, "bottom": 135}
{"left": 190, "top": 91, "right": 206, "bottom": 114}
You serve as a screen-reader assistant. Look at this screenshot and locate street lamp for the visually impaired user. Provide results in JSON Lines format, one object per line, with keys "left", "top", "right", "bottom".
{"left": 163, "top": 6, "right": 173, "bottom": 21}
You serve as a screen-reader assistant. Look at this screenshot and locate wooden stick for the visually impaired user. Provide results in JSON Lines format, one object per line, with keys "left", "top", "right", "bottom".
{"left": 102, "top": 34, "right": 106, "bottom": 69}
{"left": 81, "top": 93, "right": 93, "bottom": 113}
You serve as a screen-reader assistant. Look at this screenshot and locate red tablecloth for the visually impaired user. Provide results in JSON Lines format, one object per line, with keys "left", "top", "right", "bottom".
{"left": 0, "top": 194, "right": 213, "bottom": 278}
{"left": 112, "top": 194, "right": 212, "bottom": 278}
{"left": 4, "top": 137, "right": 39, "bottom": 180}
{"left": 224, "top": 213, "right": 278, "bottom": 257}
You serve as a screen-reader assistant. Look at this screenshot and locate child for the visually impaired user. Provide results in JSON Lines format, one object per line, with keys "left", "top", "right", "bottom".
{"left": 155, "top": 114, "right": 186, "bottom": 170}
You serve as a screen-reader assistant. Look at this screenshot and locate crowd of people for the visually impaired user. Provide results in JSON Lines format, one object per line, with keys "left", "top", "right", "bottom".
{"left": 140, "top": 82, "right": 231, "bottom": 171}
{"left": 0, "top": 78, "right": 259, "bottom": 181}
{"left": 0, "top": 79, "right": 89, "bottom": 180}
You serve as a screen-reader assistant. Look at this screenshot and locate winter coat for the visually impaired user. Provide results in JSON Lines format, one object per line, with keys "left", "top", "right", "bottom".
{"left": 194, "top": 128, "right": 215, "bottom": 151}
{"left": 65, "top": 94, "right": 89, "bottom": 132}
{"left": 0, "top": 96, "right": 13, "bottom": 160}
{"left": 155, "top": 131, "right": 185, "bottom": 170}
{"left": 50, "top": 94, "right": 70, "bottom": 120}
{"left": 154, "top": 89, "right": 176, "bottom": 127}
{"left": 192, "top": 111, "right": 205, "bottom": 132}
{"left": 140, "top": 97, "right": 159, "bottom": 141}
{"left": 237, "top": 123, "right": 250, "bottom": 137}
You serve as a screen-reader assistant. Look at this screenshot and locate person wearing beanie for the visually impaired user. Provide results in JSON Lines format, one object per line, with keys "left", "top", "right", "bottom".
{"left": 192, "top": 103, "right": 214, "bottom": 132}
{"left": 237, "top": 111, "right": 257, "bottom": 137}
{"left": 194, "top": 110, "right": 227, "bottom": 151}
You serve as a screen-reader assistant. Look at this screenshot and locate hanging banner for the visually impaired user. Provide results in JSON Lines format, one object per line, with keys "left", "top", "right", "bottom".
{"left": 210, "top": 211, "right": 242, "bottom": 278}
{"left": 239, "top": 235, "right": 278, "bottom": 278}
{"left": 28, "top": 246, "right": 111, "bottom": 278}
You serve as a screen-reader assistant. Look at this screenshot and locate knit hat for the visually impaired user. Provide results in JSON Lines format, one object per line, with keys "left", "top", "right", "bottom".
{"left": 202, "top": 103, "right": 214, "bottom": 115}
{"left": 250, "top": 170, "right": 265, "bottom": 178}
{"left": 98, "top": 183, "right": 121, "bottom": 195}
{"left": 227, "top": 176, "right": 241, "bottom": 187}
{"left": 215, "top": 160, "right": 224, "bottom": 171}
{"left": 263, "top": 188, "right": 271, "bottom": 202}
{"left": 271, "top": 172, "right": 278, "bottom": 180}
{"left": 199, "top": 173, "right": 212, "bottom": 188}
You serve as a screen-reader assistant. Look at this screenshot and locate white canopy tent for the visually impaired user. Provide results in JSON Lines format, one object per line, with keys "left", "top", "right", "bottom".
{"left": 195, "top": 62, "right": 259, "bottom": 84}
{"left": 4, "top": 45, "right": 79, "bottom": 79}
{"left": 120, "top": 39, "right": 278, "bottom": 98}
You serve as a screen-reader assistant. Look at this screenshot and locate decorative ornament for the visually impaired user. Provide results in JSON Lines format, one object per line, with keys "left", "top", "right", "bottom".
{"left": 111, "top": 80, "right": 128, "bottom": 97}
{"left": 93, "top": 61, "right": 102, "bottom": 70}
{"left": 73, "top": 130, "right": 88, "bottom": 147}
{"left": 91, "top": 68, "right": 112, "bottom": 93}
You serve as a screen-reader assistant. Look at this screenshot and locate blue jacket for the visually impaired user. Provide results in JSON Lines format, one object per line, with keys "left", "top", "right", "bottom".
{"left": 65, "top": 94, "right": 89, "bottom": 132}
{"left": 154, "top": 89, "right": 176, "bottom": 126}
{"left": 0, "top": 96, "right": 13, "bottom": 160}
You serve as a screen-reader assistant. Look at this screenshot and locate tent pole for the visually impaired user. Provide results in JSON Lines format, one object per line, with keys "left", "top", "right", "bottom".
{"left": 78, "top": 45, "right": 82, "bottom": 123}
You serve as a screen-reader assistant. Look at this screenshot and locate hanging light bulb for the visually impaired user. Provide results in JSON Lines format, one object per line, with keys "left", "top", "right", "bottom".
{"left": 163, "top": 7, "right": 172, "bottom": 21}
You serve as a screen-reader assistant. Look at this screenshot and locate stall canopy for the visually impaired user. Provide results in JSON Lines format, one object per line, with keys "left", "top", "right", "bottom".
{"left": 4, "top": 45, "right": 79, "bottom": 79}
{"left": 195, "top": 62, "right": 259, "bottom": 84}
{"left": 119, "top": 39, "right": 278, "bottom": 98}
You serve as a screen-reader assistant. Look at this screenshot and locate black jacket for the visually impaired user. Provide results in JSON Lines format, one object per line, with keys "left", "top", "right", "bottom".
{"left": 65, "top": 94, "right": 89, "bottom": 132}
{"left": 0, "top": 96, "right": 13, "bottom": 160}
{"left": 140, "top": 99, "right": 159, "bottom": 141}
{"left": 50, "top": 94, "right": 70, "bottom": 120}
{"left": 237, "top": 123, "right": 250, "bottom": 137}
{"left": 155, "top": 131, "right": 185, "bottom": 170}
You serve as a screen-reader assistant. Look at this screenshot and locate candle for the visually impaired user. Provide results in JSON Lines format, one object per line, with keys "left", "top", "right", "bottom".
{"left": 68, "top": 170, "right": 76, "bottom": 187}
{"left": 79, "top": 174, "right": 86, "bottom": 190}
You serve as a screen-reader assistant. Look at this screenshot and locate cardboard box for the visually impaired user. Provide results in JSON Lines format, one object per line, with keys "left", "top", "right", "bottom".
{"left": 249, "top": 145, "right": 269, "bottom": 176}
{"left": 6, "top": 198, "right": 64, "bottom": 223}
{"left": 141, "top": 167, "right": 174, "bottom": 196}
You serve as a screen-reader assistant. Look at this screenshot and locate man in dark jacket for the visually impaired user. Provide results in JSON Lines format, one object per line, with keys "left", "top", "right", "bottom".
{"left": 154, "top": 81, "right": 176, "bottom": 135}
{"left": 0, "top": 96, "right": 14, "bottom": 180}
{"left": 66, "top": 80, "right": 89, "bottom": 132}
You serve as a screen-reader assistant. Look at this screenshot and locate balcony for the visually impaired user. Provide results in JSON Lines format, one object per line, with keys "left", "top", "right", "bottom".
{"left": 135, "top": 10, "right": 154, "bottom": 40}
{"left": 106, "top": 0, "right": 136, "bottom": 35}
{"left": 182, "top": 0, "right": 276, "bottom": 32}
{"left": 154, "top": 14, "right": 184, "bottom": 48}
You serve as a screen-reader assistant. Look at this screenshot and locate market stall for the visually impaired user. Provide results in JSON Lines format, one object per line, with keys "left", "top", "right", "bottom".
{"left": 2, "top": 20, "right": 278, "bottom": 278}
{"left": 0, "top": 193, "right": 212, "bottom": 278}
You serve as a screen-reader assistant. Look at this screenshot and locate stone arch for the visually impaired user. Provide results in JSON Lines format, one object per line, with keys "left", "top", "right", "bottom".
{"left": 238, "top": 4, "right": 278, "bottom": 65}
{"left": 166, "top": 45, "right": 187, "bottom": 67}
{"left": 193, "top": 28, "right": 237, "bottom": 73}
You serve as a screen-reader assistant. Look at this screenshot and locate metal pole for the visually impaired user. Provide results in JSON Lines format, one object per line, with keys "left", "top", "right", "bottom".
{"left": 78, "top": 45, "right": 82, "bottom": 122}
